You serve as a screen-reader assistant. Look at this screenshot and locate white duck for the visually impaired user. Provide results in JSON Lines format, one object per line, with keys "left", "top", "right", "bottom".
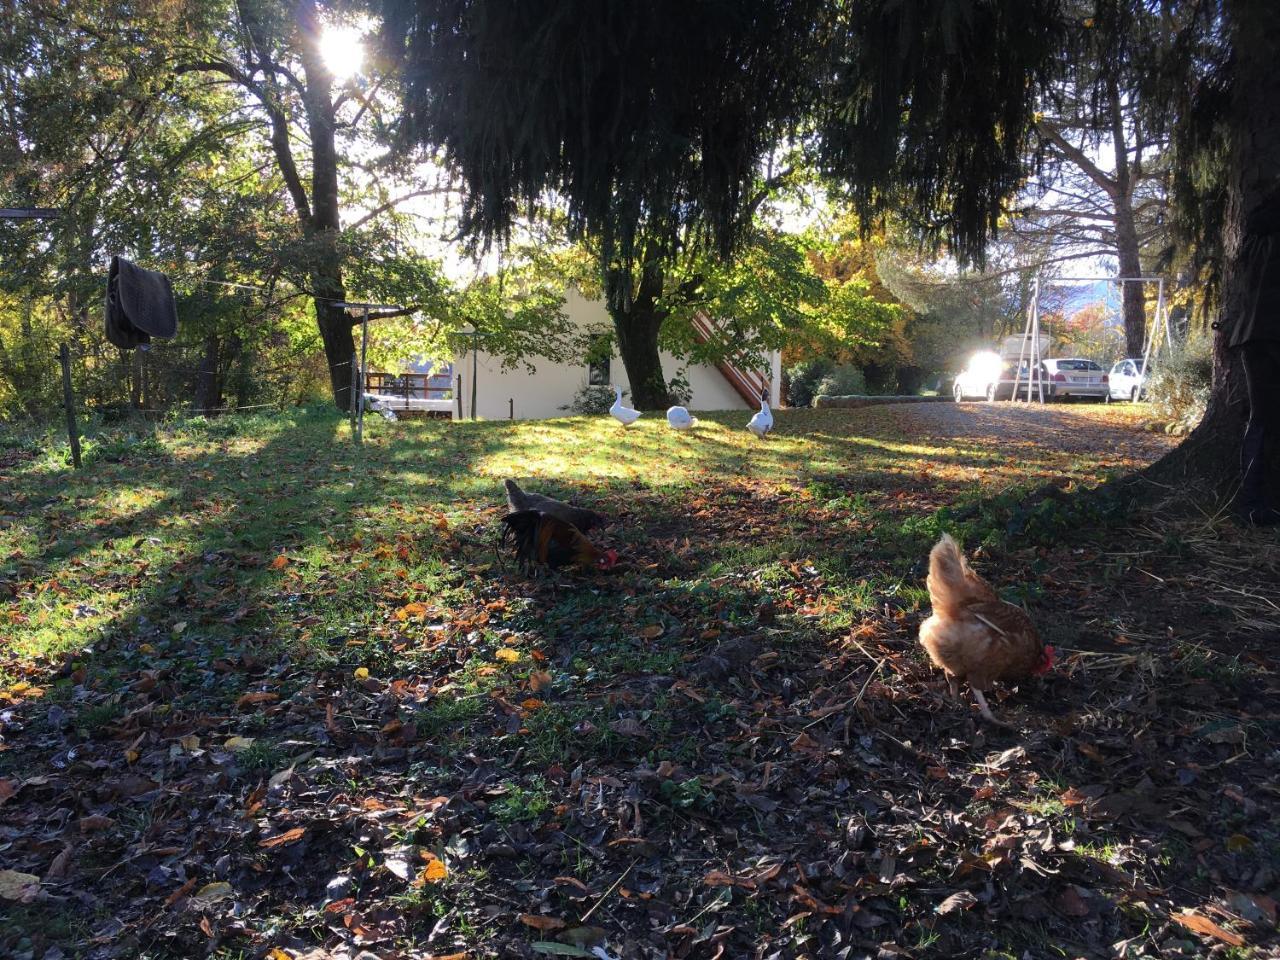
{"left": 609, "top": 386, "right": 642, "bottom": 427}
{"left": 666, "top": 405, "right": 698, "bottom": 431}
{"left": 746, "top": 391, "right": 773, "bottom": 438}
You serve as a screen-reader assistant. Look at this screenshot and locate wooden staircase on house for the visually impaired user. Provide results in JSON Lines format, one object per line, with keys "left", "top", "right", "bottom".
{"left": 689, "top": 312, "right": 772, "bottom": 408}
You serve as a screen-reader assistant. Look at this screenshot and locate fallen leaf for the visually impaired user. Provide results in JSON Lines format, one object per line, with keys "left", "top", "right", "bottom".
{"left": 1173, "top": 910, "right": 1245, "bottom": 947}
{"left": 529, "top": 670, "right": 553, "bottom": 692}
{"left": 270, "top": 554, "right": 289, "bottom": 570}
{"left": 266, "top": 949, "right": 292, "bottom": 960}
{"left": 414, "top": 852, "right": 448, "bottom": 885}
{"left": 78, "top": 814, "right": 114, "bottom": 833}
{"left": 0, "top": 869, "right": 40, "bottom": 902}
{"left": 1056, "top": 886, "right": 1090, "bottom": 917}
{"left": 164, "top": 877, "right": 198, "bottom": 906}
{"left": 259, "top": 826, "right": 306, "bottom": 848}
{"left": 354, "top": 667, "right": 370, "bottom": 679}
{"left": 520, "top": 914, "right": 567, "bottom": 931}
{"left": 236, "top": 691, "right": 278, "bottom": 709}
{"left": 179, "top": 734, "right": 201, "bottom": 751}
{"left": 0, "top": 779, "right": 15, "bottom": 804}
{"left": 190, "top": 881, "right": 234, "bottom": 907}
{"left": 935, "top": 890, "right": 978, "bottom": 915}
{"left": 494, "top": 648, "right": 520, "bottom": 663}
{"left": 638, "top": 625, "right": 664, "bottom": 639}
{"left": 223, "top": 736, "right": 255, "bottom": 752}
{"left": 530, "top": 945, "right": 594, "bottom": 958}
{"left": 44, "top": 844, "right": 73, "bottom": 880}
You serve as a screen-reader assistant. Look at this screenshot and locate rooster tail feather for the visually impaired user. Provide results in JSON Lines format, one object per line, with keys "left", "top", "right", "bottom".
{"left": 500, "top": 509, "right": 542, "bottom": 567}
{"left": 503, "top": 478, "right": 525, "bottom": 511}
{"left": 927, "top": 534, "right": 993, "bottom": 614}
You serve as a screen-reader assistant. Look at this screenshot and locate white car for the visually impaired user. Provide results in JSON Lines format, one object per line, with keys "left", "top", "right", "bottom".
{"left": 1042, "top": 358, "right": 1108, "bottom": 400}
{"left": 1107, "top": 357, "right": 1147, "bottom": 402}
{"left": 954, "top": 352, "right": 1032, "bottom": 401}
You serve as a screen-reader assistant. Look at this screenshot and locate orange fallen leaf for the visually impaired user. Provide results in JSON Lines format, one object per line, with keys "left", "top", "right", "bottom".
{"left": 259, "top": 827, "right": 306, "bottom": 848}
{"left": 236, "top": 691, "right": 278, "bottom": 709}
{"left": 519, "top": 913, "right": 566, "bottom": 931}
{"left": 529, "top": 670, "right": 552, "bottom": 692}
{"left": 414, "top": 852, "right": 448, "bottom": 885}
{"left": 270, "top": 554, "right": 289, "bottom": 570}
{"left": 1173, "top": 910, "right": 1245, "bottom": 947}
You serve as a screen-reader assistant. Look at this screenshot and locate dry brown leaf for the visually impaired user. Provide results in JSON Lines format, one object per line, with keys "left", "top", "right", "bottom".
{"left": 529, "top": 670, "right": 553, "bottom": 692}
{"left": 638, "top": 625, "right": 664, "bottom": 639}
{"left": 78, "top": 815, "right": 114, "bottom": 833}
{"left": 236, "top": 691, "right": 278, "bottom": 709}
{"left": 519, "top": 913, "right": 566, "bottom": 931}
{"left": 259, "top": 827, "right": 306, "bottom": 848}
{"left": 0, "top": 779, "right": 16, "bottom": 805}
{"left": 936, "top": 890, "right": 978, "bottom": 915}
{"left": 1172, "top": 910, "right": 1245, "bottom": 947}
{"left": 270, "top": 554, "right": 289, "bottom": 570}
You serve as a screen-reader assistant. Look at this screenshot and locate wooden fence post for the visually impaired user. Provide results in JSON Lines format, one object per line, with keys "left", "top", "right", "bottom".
{"left": 456, "top": 374, "right": 463, "bottom": 420}
{"left": 59, "top": 343, "right": 82, "bottom": 469}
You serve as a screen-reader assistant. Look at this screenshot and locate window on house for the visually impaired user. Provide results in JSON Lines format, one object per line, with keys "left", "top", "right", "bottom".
{"left": 587, "top": 337, "right": 611, "bottom": 386}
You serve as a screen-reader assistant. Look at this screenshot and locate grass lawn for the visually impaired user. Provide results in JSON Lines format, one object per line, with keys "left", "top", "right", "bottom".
{"left": 1, "top": 403, "right": 1277, "bottom": 959}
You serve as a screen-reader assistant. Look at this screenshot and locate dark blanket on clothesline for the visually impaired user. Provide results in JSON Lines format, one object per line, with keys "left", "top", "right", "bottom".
{"left": 105, "top": 255, "right": 178, "bottom": 350}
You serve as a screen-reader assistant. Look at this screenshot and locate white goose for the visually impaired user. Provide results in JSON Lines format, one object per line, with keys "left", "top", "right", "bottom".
{"left": 609, "top": 386, "right": 642, "bottom": 427}
{"left": 666, "top": 405, "right": 698, "bottom": 431}
{"left": 747, "top": 390, "right": 773, "bottom": 438}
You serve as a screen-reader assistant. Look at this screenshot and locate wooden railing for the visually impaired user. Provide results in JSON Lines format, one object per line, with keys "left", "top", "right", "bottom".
{"left": 689, "top": 312, "right": 771, "bottom": 407}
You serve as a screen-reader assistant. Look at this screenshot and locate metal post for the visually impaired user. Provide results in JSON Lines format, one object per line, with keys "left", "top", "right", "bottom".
{"left": 456, "top": 374, "right": 463, "bottom": 420}
{"left": 349, "top": 358, "right": 359, "bottom": 432}
{"left": 470, "top": 328, "right": 478, "bottom": 421}
{"left": 59, "top": 343, "right": 82, "bottom": 469}
{"left": 356, "top": 306, "right": 370, "bottom": 444}
{"left": 509, "top": 397, "right": 514, "bottom": 420}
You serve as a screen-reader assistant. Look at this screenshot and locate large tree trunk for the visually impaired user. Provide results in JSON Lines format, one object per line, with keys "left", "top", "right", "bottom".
{"left": 1142, "top": 0, "right": 1280, "bottom": 499}
{"left": 1108, "top": 82, "right": 1147, "bottom": 357}
{"left": 1114, "top": 205, "right": 1147, "bottom": 357}
{"left": 604, "top": 253, "right": 671, "bottom": 410}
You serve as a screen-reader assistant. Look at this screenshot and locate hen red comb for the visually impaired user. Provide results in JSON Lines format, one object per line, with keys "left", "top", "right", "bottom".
{"left": 1034, "top": 644, "right": 1056, "bottom": 675}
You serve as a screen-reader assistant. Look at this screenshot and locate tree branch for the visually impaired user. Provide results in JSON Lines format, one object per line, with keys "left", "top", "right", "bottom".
{"left": 1035, "top": 121, "right": 1119, "bottom": 199}
{"left": 343, "top": 188, "right": 456, "bottom": 233}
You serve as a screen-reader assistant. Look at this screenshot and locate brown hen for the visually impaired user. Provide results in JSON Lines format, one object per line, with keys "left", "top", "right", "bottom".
{"left": 918, "top": 534, "right": 1054, "bottom": 725}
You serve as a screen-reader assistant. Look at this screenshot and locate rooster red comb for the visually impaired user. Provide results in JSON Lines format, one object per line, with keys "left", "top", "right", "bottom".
{"left": 597, "top": 548, "right": 619, "bottom": 570}
{"left": 1033, "top": 644, "right": 1056, "bottom": 675}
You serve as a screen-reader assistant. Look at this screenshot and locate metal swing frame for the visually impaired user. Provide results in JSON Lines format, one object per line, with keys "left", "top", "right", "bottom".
{"left": 1011, "top": 275, "right": 1171, "bottom": 405}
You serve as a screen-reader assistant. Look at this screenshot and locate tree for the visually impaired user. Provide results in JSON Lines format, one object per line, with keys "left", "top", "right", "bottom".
{"left": 381, "top": 0, "right": 1061, "bottom": 406}
{"left": 1009, "top": 3, "right": 1179, "bottom": 357}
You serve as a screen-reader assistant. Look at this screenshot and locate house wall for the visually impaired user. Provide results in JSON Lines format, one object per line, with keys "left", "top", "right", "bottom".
{"left": 454, "top": 289, "right": 772, "bottom": 420}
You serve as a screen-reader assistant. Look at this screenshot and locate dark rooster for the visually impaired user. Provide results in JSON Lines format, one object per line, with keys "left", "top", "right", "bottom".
{"left": 500, "top": 510, "right": 618, "bottom": 573}
{"left": 503, "top": 479, "right": 607, "bottom": 532}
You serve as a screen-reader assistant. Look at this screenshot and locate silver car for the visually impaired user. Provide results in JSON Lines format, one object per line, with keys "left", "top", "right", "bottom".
{"left": 1043, "top": 358, "right": 1108, "bottom": 400}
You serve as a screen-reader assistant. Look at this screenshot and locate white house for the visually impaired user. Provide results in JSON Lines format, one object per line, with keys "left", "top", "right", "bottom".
{"left": 451, "top": 288, "right": 781, "bottom": 420}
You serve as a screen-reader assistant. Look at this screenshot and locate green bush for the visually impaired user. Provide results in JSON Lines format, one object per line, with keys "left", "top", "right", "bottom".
{"left": 815, "top": 364, "right": 868, "bottom": 401}
{"left": 1145, "top": 333, "right": 1212, "bottom": 432}
{"left": 785, "top": 359, "right": 833, "bottom": 409}
{"left": 560, "top": 383, "right": 616, "bottom": 415}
